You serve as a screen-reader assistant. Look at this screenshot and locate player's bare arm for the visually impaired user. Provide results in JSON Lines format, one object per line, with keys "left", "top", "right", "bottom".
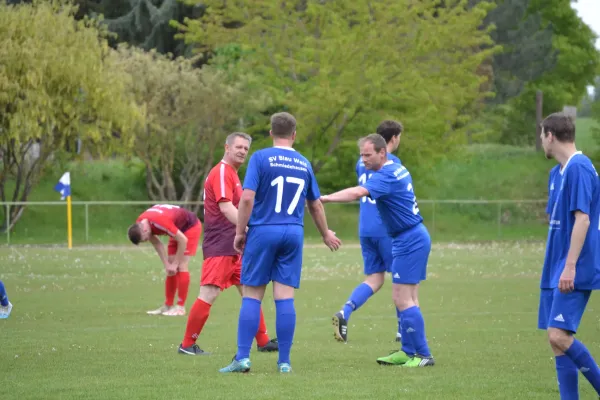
{"left": 149, "top": 234, "right": 169, "bottom": 266}
{"left": 560, "top": 210, "right": 591, "bottom": 293}
{"left": 307, "top": 199, "right": 341, "bottom": 251}
{"left": 218, "top": 201, "right": 239, "bottom": 225}
{"left": 321, "top": 186, "right": 370, "bottom": 203}
{"left": 173, "top": 230, "right": 189, "bottom": 266}
{"left": 234, "top": 189, "right": 256, "bottom": 253}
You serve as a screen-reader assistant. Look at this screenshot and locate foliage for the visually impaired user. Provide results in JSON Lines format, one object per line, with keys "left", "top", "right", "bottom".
{"left": 115, "top": 45, "right": 269, "bottom": 212}
{"left": 499, "top": 0, "right": 600, "bottom": 145}
{"left": 176, "top": 0, "right": 499, "bottom": 175}
{"left": 0, "top": 0, "right": 141, "bottom": 231}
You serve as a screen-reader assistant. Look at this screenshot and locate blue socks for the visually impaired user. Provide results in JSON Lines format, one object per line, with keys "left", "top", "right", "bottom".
{"left": 396, "top": 307, "right": 402, "bottom": 336}
{"left": 0, "top": 280, "right": 8, "bottom": 307}
{"left": 235, "top": 297, "right": 297, "bottom": 365}
{"left": 235, "top": 297, "right": 261, "bottom": 361}
{"left": 342, "top": 283, "right": 374, "bottom": 320}
{"left": 275, "top": 298, "right": 296, "bottom": 365}
{"left": 555, "top": 355, "right": 579, "bottom": 399}
{"left": 400, "top": 306, "right": 431, "bottom": 357}
{"left": 565, "top": 339, "right": 600, "bottom": 395}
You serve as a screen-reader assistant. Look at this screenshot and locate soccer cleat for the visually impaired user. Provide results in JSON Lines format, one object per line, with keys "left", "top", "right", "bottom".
{"left": 162, "top": 305, "right": 186, "bottom": 316}
{"left": 219, "top": 358, "right": 251, "bottom": 373}
{"left": 376, "top": 350, "right": 411, "bottom": 366}
{"left": 178, "top": 343, "right": 210, "bottom": 356}
{"left": 147, "top": 305, "right": 171, "bottom": 315}
{"left": 278, "top": 363, "right": 292, "bottom": 373}
{"left": 257, "top": 338, "right": 279, "bottom": 352}
{"left": 402, "top": 354, "right": 435, "bottom": 368}
{"left": 396, "top": 332, "right": 402, "bottom": 342}
{"left": 0, "top": 302, "right": 13, "bottom": 319}
{"left": 332, "top": 311, "right": 348, "bottom": 342}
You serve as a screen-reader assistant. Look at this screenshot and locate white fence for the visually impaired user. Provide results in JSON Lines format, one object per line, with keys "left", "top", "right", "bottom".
{"left": 0, "top": 199, "right": 550, "bottom": 245}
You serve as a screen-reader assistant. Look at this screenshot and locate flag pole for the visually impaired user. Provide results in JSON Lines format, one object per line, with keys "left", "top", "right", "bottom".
{"left": 67, "top": 195, "right": 72, "bottom": 249}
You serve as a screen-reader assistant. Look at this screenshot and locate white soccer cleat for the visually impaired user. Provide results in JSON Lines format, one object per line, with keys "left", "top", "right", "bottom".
{"left": 0, "top": 302, "right": 13, "bottom": 319}
{"left": 147, "top": 305, "right": 171, "bottom": 315}
{"left": 162, "top": 305, "right": 186, "bottom": 316}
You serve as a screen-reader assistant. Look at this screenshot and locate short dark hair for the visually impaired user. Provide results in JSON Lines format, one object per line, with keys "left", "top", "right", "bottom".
{"left": 376, "top": 120, "right": 403, "bottom": 144}
{"left": 358, "top": 133, "right": 387, "bottom": 153}
{"left": 128, "top": 223, "right": 142, "bottom": 245}
{"left": 541, "top": 112, "right": 575, "bottom": 143}
{"left": 271, "top": 112, "right": 296, "bottom": 138}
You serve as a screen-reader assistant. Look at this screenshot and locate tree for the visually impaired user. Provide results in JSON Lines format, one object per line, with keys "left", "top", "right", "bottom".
{"left": 177, "top": 0, "right": 498, "bottom": 173}
{"left": 499, "top": 0, "right": 600, "bottom": 144}
{"left": 115, "top": 46, "right": 268, "bottom": 212}
{"left": 0, "top": 0, "right": 141, "bottom": 231}
{"left": 481, "top": 0, "right": 556, "bottom": 105}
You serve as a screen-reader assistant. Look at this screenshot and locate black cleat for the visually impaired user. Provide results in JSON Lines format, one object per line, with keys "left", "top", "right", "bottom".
{"left": 258, "top": 338, "right": 279, "bottom": 352}
{"left": 178, "top": 343, "right": 210, "bottom": 356}
{"left": 332, "top": 312, "right": 348, "bottom": 343}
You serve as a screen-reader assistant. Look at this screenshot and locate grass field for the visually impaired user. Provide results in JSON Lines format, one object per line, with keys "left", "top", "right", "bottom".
{"left": 2, "top": 242, "right": 600, "bottom": 399}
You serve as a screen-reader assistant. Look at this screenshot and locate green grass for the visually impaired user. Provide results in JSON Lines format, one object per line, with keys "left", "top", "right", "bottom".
{"left": 2, "top": 243, "right": 600, "bottom": 399}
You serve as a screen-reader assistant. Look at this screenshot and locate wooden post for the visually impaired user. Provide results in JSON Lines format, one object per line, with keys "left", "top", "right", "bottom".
{"left": 535, "top": 90, "right": 543, "bottom": 151}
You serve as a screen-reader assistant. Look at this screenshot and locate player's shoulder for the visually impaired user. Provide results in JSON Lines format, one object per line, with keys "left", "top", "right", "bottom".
{"left": 568, "top": 153, "right": 597, "bottom": 176}
{"left": 387, "top": 153, "right": 401, "bottom": 164}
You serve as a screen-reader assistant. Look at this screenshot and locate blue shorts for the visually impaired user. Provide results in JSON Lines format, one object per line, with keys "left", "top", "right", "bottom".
{"left": 538, "top": 288, "right": 591, "bottom": 333}
{"left": 360, "top": 236, "right": 393, "bottom": 275}
{"left": 241, "top": 224, "right": 304, "bottom": 289}
{"left": 391, "top": 223, "right": 431, "bottom": 284}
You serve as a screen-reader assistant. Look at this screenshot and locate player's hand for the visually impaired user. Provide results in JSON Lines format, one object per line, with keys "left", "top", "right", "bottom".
{"left": 322, "top": 230, "right": 341, "bottom": 251}
{"left": 234, "top": 233, "right": 247, "bottom": 254}
{"left": 558, "top": 265, "right": 575, "bottom": 293}
{"left": 320, "top": 195, "right": 330, "bottom": 204}
{"left": 165, "top": 262, "right": 178, "bottom": 276}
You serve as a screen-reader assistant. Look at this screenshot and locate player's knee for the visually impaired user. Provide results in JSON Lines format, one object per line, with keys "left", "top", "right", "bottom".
{"left": 273, "top": 282, "right": 294, "bottom": 300}
{"left": 547, "top": 328, "right": 572, "bottom": 351}
{"left": 198, "top": 285, "right": 220, "bottom": 304}
{"left": 365, "top": 274, "right": 385, "bottom": 292}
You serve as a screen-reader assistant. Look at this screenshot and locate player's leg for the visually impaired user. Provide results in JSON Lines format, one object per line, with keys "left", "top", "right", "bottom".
{"left": 0, "top": 280, "right": 12, "bottom": 319}
{"left": 147, "top": 237, "right": 180, "bottom": 315}
{"left": 164, "top": 223, "right": 200, "bottom": 316}
{"left": 333, "top": 237, "right": 386, "bottom": 343}
{"left": 234, "top": 283, "right": 279, "bottom": 352}
{"left": 547, "top": 289, "right": 600, "bottom": 397}
{"left": 378, "top": 225, "right": 433, "bottom": 367}
{"left": 270, "top": 225, "right": 304, "bottom": 373}
{"left": 538, "top": 288, "right": 579, "bottom": 399}
{"left": 179, "top": 256, "right": 229, "bottom": 355}
{"left": 220, "top": 226, "right": 275, "bottom": 373}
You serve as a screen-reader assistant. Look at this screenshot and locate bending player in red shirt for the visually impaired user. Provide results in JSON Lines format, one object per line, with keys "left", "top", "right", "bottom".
{"left": 178, "top": 132, "right": 278, "bottom": 355}
{"left": 128, "top": 204, "right": 202, "bottom": 316}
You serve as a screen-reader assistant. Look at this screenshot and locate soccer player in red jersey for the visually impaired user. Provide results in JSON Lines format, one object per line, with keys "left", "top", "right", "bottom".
{"left": 128, "top": 204, "right": 202, "bottom": 316}
{"left": 178, "top": 132, "right": 278, "bottom": 355}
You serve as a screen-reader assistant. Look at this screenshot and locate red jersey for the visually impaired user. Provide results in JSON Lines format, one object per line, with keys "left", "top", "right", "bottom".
{"left": 137, "top": 204, "right": 198, "bottom": 237}
{"left": 202, "top": 160, "right": 242, "bottom": 258}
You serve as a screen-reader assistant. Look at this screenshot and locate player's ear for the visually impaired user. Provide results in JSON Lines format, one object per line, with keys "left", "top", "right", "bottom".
{"left": 291, "top": 131, "right": 296, "bottom": 141}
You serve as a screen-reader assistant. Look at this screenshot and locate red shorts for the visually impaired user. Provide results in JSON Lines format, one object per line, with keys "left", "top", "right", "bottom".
{"left": 200, "top": 255, "right": 242, "bottom": 290}
{"left": 167, "top": 222, "right": 202, "bottom": 256}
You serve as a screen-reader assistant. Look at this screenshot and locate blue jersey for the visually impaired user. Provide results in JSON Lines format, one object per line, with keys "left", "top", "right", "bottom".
{"left": 363, "top": 162, "right": 423, "bottom": 236}
{"left": 357, "top": 153, "right": 401, "bottom": 237}
{"left": 243, "top": 146, "right": 320, "bottom": 227}
{"left": 541, "top": 152, "right": 600, "bottom": 290}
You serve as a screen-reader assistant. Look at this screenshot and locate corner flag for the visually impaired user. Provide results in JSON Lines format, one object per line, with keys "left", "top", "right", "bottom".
{"left": 54, "top": 172, "right": 71, "bottom": 200}
{"left": 54, "top": 172, "right": 72, "bottom": 249}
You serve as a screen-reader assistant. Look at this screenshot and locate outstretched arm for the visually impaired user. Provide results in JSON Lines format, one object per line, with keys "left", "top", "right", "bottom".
{"left": 320, "top": 186, "right": 370, "bottom": 203}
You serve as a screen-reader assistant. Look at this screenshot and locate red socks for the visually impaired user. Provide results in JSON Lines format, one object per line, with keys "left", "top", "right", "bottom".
{"left": 177, "top": 272, "right": 190, "bottom": 306}
{"left": 255, "top": 308, "right": 270, "bottom": 347}
{"left": 165, "top": 274, "right": 179, "bottom": 307}
{"left": 182, "top": 298, "right": 212, "bottom": 347}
